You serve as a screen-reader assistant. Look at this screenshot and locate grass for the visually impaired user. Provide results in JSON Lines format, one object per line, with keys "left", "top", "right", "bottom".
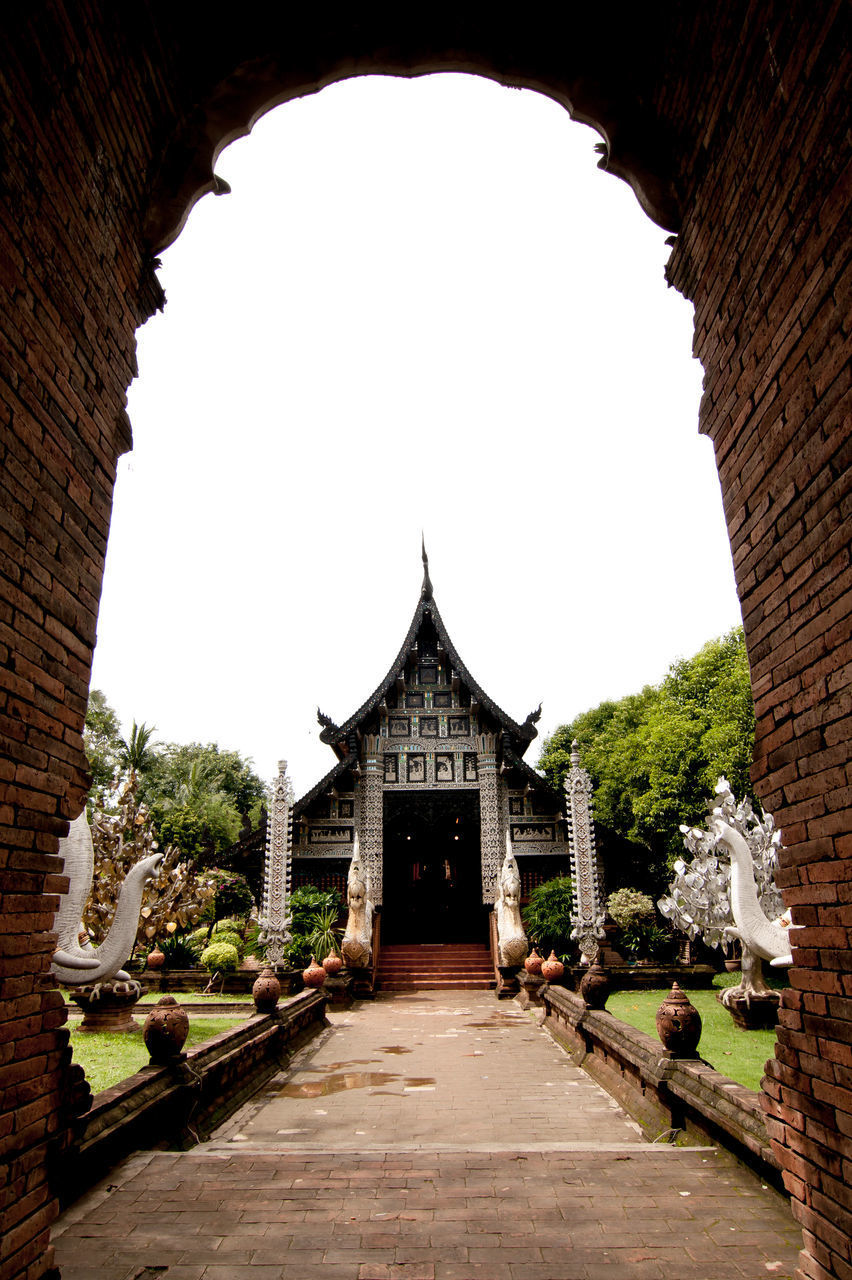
{"left": 606, "top": 972, "right": 783, "bottom": 1092}
{"left": 69, "top": 1016, "right": 247, "bottom": 1095}
{"left": 136, "top": 991, "right": 256, "bottom": 1004}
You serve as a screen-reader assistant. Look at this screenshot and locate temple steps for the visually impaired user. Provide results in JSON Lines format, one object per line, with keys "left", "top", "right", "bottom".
{"left": 376, "top": 943, "right": 494, "bottom": 990}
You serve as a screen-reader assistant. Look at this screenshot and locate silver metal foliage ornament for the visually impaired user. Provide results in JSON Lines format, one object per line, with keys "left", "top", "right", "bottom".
{"left": 658, "top": 777, "right": 790, "bottom": 1004}
{"left": 565, "top": 741, "right": 605, "bottom": 962}
{"left": 258, "top": 759, "right": 294, "bottom": 967}
{"left": 658, "top": 777, "right": 784, "bottom": 946}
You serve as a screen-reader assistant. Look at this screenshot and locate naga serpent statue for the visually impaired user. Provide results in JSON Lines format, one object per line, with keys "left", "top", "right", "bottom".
{"left": 341, "top": 837, "right": 373, "bottom": 969}
{"left": 495, "top": 833, "right": 529, "bottom": 968}
{"left": 714, "top": 818, "right": 794, "bottom": 968}
{"left": 51, "top": 810, "right": 163, "bottom": 986}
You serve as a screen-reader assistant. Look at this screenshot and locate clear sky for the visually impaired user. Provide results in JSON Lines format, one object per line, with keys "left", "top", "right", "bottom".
{"left": 90, "top": 73, "right": 743, "bottom": 799}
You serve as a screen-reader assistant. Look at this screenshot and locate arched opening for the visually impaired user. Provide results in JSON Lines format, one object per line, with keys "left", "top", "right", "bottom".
{"left": 95, "top": 73, "right": 741, "bottom": 803}
{"left": 2, "top": 13, "right": 848, "bottom": 1278}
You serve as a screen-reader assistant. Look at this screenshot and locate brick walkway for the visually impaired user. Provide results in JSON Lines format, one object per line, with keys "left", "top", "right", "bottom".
{"left": 53, "top": 992, "right": 802, "bottom": 1279}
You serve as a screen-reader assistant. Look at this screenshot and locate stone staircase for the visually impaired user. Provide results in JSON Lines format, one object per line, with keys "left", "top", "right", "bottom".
{"left": 376, "top": 943, "right": 495, "bottom": 991}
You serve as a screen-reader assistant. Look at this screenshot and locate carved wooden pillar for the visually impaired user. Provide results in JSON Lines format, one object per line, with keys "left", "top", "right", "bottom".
{"left": 478, "top": 732, "right": 502, "bottom": 904}
{"left": 359, "top": 733, "right": 384, "bottom": 905}
{"left": 565, "top": 740, "right": 604, "bottom": 960}
{"left": 259, "top": 759, "right": 294, "bottom": 966}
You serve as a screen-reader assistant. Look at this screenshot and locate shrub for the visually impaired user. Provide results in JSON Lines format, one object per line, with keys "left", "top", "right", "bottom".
{"left": 606, "top": 887, "right": 671, "bottom": 960}
{"left": 207, "top": 929, "right": 243, "bottom": 957}
{"left": 186, "top": 922, "right": 245, "bottom": 958}
{"left": 522, "top": 877, "right": 575, "bottom": 959}
{"left": 607, "top": 887, "right": 655, "bottom": 928}
{"left": 160, "top": 934, "right": 197, "bottom": 968}
{"left": 200, "top": 941, "right": 239, "bottom": 973}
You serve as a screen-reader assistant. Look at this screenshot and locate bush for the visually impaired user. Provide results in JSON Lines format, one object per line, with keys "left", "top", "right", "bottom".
{"left": 522, "top": 877, "right": 574, "bottom": 959}
{"left": 607, "top": 887, "right": 655, "bottom": 928}
{"left": 160, "top": 934, "right": 197, "bottom": 968}
{"left": 606, "top": 887, "right": 672, "bottom": 961}
{"left": 207, "top": 929, "right": 243, "bottom": 956}
{"left": 186, "top": 922, "right": 244, "bottom": 958}
{"left": 200, "top": 941, "right": 239, "bottom": 973}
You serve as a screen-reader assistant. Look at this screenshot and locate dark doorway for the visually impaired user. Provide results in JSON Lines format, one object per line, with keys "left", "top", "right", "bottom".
{"left": 383, "top": 791, "right": 484, "bottom": 943}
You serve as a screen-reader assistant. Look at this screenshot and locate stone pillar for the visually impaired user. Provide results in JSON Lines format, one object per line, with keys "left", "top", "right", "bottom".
{"left": 565, "top": 741, "right": 605, "bottom": 961}
{"left": 259, "top": 759, "right": 294, "bottom": 967}
{"left": 478, "top": 732, "right": 502, "bottom": 904}
{"left": 359, "top": 734, "right": 384, "bottom": 905}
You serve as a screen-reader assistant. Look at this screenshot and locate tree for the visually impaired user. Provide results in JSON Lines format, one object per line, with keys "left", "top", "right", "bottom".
{"left": 537, "top": 627, "right": 755, "bottom": 885}
{"left": 83, "top": 689, "right": 123, "bottom": 805}
{"left": 140, "top": 741, "right": 266, "bottom": 862}
{"left": 117, "top": 720, "right": 159, "bottom": 774}
{"left": 141, "top": 742, "right": 266, "bottom": 817}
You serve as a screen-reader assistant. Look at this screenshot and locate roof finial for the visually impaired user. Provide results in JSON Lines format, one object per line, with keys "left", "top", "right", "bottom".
{"left": 420, "top": 533, "right": 433, "bottom": 601}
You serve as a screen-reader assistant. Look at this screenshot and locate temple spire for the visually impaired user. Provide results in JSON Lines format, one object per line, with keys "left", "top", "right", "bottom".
{"left": 420, "top": 534, "right": 433, "bottom": 601}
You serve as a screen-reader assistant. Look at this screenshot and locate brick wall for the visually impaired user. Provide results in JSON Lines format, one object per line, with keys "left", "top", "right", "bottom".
{"left": 663, "top": 8, "right": 851, "bottom": 1279}
{"left": 0, "top": 6, "right": 161, "bottom": 1276}
{"left": 0, "top": 5, "right": 849, "bottom": 1278}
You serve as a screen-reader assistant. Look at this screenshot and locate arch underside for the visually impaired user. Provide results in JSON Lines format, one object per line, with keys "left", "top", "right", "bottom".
{"left": 144, "top": 9, "right": 685, "bottom": 251}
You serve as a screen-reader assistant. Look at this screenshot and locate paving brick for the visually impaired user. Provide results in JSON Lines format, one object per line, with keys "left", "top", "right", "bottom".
{"left": 52, "top": 993, "right": 800, "bottom": 1280}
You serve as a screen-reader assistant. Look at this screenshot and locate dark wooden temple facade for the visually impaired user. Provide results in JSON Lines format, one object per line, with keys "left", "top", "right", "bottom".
{"left": 291, "top": 555, "right": 569, "bottom": 943}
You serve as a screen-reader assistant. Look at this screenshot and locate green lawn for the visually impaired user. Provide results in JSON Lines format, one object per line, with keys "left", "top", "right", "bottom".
{"left": 606, "top": 974, "right": 783, "bottom": 1092}
{"left": 69, "top": 1016, "right": 247, "bottom": 1095}
{"left": 136, "top": 991, "right": 256, "bottom": 1004}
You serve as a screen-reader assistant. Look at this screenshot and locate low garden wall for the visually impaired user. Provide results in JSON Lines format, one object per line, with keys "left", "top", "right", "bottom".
{"left": 542, "top": 985, "right": 778, "bottom": 1185}
{"left": 128, "top": 966, "right": 305, "bottom": 994}
{"left": 564, "top": 964, "right": 717, "bottom": 991}
{"left": 55, "top": 989, "right": 328, "bottom": 1207}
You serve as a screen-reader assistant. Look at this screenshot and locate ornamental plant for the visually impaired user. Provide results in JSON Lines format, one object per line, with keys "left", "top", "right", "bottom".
{"left": 522, "top": 877, "right": 574, "bottom": 959}
{"left": 606, "top": 887, "right": 670, "bottom": 960}
{"left": 200, "top": 941, "right": 240, "bottom": 974}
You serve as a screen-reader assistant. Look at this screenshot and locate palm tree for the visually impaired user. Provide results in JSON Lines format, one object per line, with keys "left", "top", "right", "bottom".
{"left": 117, "top": 721, "right": 158, "bottom": 774}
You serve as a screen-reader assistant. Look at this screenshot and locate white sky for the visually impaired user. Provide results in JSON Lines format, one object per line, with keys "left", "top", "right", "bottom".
{"left": 91, "top": 74, "right": 743, "bottom": 799}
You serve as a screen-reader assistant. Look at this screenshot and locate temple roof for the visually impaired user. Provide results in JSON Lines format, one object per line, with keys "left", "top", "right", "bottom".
{"left": 293, "top": 757, "right": 356, "bottom": 818}
{"left": 318, "top": 545, "right": 542, "bottom": 760}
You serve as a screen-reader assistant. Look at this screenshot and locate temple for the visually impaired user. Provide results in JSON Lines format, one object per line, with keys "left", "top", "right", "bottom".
{"left": 291, "top": 546, "right": 570, "bottom": 945}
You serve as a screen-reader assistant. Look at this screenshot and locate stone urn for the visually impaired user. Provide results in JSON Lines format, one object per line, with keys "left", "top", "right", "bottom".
{"left": 524, "top": 948, "right": 543, "bottom": 975}
{"left": 579, "top": 962, "right": 610, "bottom": 1010}
{"left": 146, "top": 945, "right": 165, "bottom": 970}
{"left": 71, "top": 978, "right": 144, "bottom": 1033}
{"left": 540, "top": 951, "right": 565, "bottom": 983}
{"left": 252, "top": 966, "right": 282, "bottom": 1013}
{"left": 656, "top": 982, "right": 702, "bottom": 1058}
{"left": 143, "top": 995, "right": 189, "bottom": 1063}
{"left": 302, "top": 955, "right": 326, "bottom": 988}
{"left": 322, "top": 950, "right": 343, "bottom": 976}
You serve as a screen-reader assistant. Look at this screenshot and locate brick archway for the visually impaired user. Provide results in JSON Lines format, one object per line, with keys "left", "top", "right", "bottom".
{"left": 1, "top": 7, "right": 848, "bottom": 1279}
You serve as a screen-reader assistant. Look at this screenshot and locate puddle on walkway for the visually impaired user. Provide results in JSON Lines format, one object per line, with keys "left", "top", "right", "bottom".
{"left": 379, "top": 1045, "right": 413, "bottom": 1055}
{"left": 276, "top": 1071, "right": 436, "bottom": 1098}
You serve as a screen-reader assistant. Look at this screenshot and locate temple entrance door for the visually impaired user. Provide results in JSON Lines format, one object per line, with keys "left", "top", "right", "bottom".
{"left": 383, "top": 791, "right": 483, "bottom": 943}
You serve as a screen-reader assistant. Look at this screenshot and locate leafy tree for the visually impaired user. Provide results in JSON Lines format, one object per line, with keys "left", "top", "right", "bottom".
{"left": 83, "top": 689, "right": 123, "bottom": 804}
{"left": 141, "top": 742, "right": 265, "bottom": 818}
{"left": 140, "top": 741, "right": 266, "bottom": 861}
{"left": 538, "top": 627, "right": 756, "bottom": 884}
